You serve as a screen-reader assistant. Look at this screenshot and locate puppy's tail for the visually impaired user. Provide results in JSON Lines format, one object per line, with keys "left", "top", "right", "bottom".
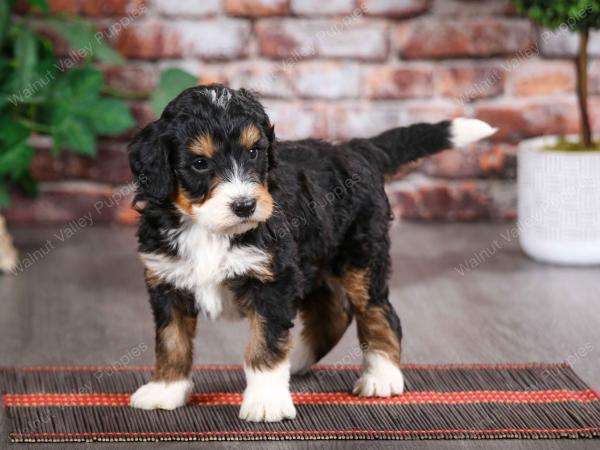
{"left": 351, "top": 118, "right": 497, "bottom": 175}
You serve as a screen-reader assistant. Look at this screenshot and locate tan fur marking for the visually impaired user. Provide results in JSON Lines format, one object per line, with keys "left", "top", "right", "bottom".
{"left": 174, "top": 188, "right": 194, "bottom": 214}
{"left": 154, "top": 308, "right": 197, "bottom": 382}
{"left": 299, "top": 284, "right": 352, "bottom": 362}
{"left": 256, "top": 183, "right": 274, "bottom": 219}
{"left": 190, "top": 133, "right": 216, "bottom": 158}
{"left": 245, "top": 310, "right": 290, "bottom": 370}
{"left": 339, "top": 269, "right": 401, "bottom": 366}
{"left": 240, "top": 125, "right": 261, "bottom": 149}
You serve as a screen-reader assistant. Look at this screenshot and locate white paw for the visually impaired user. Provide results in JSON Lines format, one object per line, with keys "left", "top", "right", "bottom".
{"left": 240, "top": 361, "right": 296, "bottom": 422}
{"left": 130, "top": 379, "right": 193, "bottom": 410}
{"left": 353, "top": 352, "right": 404, "bottom": 398}
{"left": 239, "top": 390, "right": 297, "bottom": 422}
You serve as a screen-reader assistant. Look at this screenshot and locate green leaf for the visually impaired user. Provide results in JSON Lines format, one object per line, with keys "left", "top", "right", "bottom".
{"left": 0, "top": 0, "right": 9, "bottom": 48}
{"left": 62, "top": 67, "right": 104, "bottom": 101}
{"left": 77, "top": 98, "right": 134, "bottom": 135}
{"left": 45, "top": 18, "right": 97, "bottom": 57}
{"left": 18, "top": 173, "right": 38, "bottom": 197}
{"left": 0, "top": 141, "right": 35, "bottom": 178}
{"left": 90, "top": 38, "right": 124, "bottom": 65}
{"left": 151, "top": 68, "right": 198, "bottom": 117}
{"left": 0, "top": 180, "right": 10, "bottom": 208}
{"left": 54, "top": 117, "right": 96, "bottom": 156}
{"left": 14, "top": 26, "right": 38, "bottom": 91}
{"left": 28, "top": 0, "right": 50, "bottom": 14}
{"left": 0, "top": 119, "right": 30, "bottom": 148}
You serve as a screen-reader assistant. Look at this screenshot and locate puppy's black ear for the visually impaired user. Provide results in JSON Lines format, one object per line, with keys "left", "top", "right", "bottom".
{"left": 267, "top": 124, "right": 277, "bottom": 170}
{"left": 129, "top": 122, "right": 175, "bottom": 204}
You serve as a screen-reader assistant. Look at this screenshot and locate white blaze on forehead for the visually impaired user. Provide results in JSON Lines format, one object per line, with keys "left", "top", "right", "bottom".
{"left": 203, "top": 88, "right": 232, "bottom": 109}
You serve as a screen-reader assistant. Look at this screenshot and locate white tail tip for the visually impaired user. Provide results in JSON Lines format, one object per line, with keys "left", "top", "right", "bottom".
{"left": 451, "top": 118, "right": 497, "bottom": 147}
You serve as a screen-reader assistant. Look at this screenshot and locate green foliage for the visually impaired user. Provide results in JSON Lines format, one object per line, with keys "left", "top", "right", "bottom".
{"left": 151, "top": 68, "right": 198, "bottom": 117}
{"left": 513, "top": 0, "right": 600, "bottom": 32}
{"left": 0, "top": 0, "right": 198, "bottom": 209}
{"left": 0, "top": 0, "right": 136, "bottom": 206}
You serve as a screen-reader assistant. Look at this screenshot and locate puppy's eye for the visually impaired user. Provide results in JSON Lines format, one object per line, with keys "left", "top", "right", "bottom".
{"left": 192, "top": 157, "right": 209, "bottom": 171}
{"left": 248, "top": 148, "right": 259, "bottom": 160}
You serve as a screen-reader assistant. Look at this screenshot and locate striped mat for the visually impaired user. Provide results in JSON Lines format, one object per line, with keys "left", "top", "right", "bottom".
{"left": 1, "top": 363, "right": 600, "bottom": 442}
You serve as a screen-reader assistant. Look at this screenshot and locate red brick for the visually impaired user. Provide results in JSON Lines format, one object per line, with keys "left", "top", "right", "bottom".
{"left": 261, "top": 101, "right": 328, "bottom": 140}
{"left": 225, "top": 0, "right": 289, "bottom": 16}
{"left": 81, "top": 0, "right": 145, "bottom": 16}
{"left": 476, "top": 101, "right": 579, "bottom": 143}
{"left": 154, "top": 0, "right": 221, "bottom": 17}
{"left": 591, "top": 60, "right": 600, "bottom": 95}
{"left": 47, "top": 0, "right": 79, "bottom": 14}
{"left": 390, "top": 178, "right": 492, "bottom": 221}
{"left": 420, "top": 144, "right": 517, "bottom": 179}
{"left": 328, "top": 104, "right": 401, "bottom": 140}
{"left": 396, "top": 18, "right": 533, "bottom": 59}
{"left": 130, "top": 101, "right": 156, "bottom": 127}
{"left": 178, "top": 20, "right": 251, "bottom": 59}
{"left": 291, "top": 0, "right": 355, "bottom": 16}
{"left": 30, "top": 140, "right": 132, "bottom": 185}
{"left": 103, "top": 64, "right": 157, "bottom": 94}
{"left": 198, "top": 67, "right": 229, "bottom": 86}
{"left": 420, "top": 148, "right": 481, "bottom": 179}
{"left": 256, "top": 19, "right": 389, "bottom": 61}
{"left": 539, "top": 29, "right": 600, "bottom": 58}
{"left": 510, "top": 61, "right": 575, "bottom": 97}
{"left": 436, "top": 65, "right": 504, "bottom": 103}
{"left": 3, "top": 183, "right": 118, "bottom": 224}
{"left": 431, "top": 0, "right": 514, "bottom": 16}
{"left": 295, "top": 62, "right": 360, "bottom": 99}
{"left": 227, "top": 62, "right": 294, "bottom": 98}
{"left": 403, "top": 103, "right": 464, "bottom": 124}
{"left": 115, "top": 20, "right": 182, "bottom": 59}
{"left": 115, "top": 192, "right": 140, "bottom": 225}
{"left": 365, "top": 66, "right": 433, "bottom": 100}
{"left": 361, "top": 0, "right": 428, "bottom": 18}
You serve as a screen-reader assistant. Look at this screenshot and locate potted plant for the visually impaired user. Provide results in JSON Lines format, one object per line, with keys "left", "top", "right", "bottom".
{"left": 514, "top": 0, "right": 600, "bottom": 265}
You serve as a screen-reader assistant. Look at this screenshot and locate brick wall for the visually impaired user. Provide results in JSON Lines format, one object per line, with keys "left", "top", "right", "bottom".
{"left": 5, "top": 0, "right": 600, "bottom": 224}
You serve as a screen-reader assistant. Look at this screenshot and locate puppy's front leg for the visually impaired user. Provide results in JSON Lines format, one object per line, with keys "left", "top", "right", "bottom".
{"left": 131, "top": 283, "right": 197, "bottom": 410}
{"left": 239, "top": 310, "right": 296, "bottom": 422}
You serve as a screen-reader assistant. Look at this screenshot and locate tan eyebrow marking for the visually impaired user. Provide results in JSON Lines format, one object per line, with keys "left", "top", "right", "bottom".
{"left": 240, "top": 125, "right": 261, "bottom": 149}
{"left": 190, "top": 134, "right": 216, "bottom": 158}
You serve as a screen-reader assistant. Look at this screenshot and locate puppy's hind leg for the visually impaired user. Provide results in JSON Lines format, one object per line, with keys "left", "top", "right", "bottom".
{"left": 340, "top": 266, "right": 404, "bottom": 398}
{"left": 290, "top": 282, "right": 353, "bottom": 374}
{"left": 131, "top": 282, "right": 198, "bottom": 410}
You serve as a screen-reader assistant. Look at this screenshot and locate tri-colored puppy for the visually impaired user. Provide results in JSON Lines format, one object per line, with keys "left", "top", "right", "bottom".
{"left": 128, "top": 85, "right": 496, "bottom": 422}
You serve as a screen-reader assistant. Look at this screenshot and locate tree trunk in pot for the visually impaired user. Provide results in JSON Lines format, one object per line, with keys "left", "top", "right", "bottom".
{"left": 0, "top": 213, "right": 17, "bottom": 274}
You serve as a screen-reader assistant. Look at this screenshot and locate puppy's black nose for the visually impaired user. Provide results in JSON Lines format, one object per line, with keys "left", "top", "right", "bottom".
{"left": 231, "top": 198, "right": 257, "bottom": 218}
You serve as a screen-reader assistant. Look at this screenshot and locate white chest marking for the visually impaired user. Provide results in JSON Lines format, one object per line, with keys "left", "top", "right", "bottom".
{"left": 140, "top": 222, "right": 270, "bottom": 320}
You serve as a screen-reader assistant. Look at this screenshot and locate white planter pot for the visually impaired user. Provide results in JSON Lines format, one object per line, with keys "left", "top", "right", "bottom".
{"left": 518, "top": 136, "right": 600, "bottom": 265}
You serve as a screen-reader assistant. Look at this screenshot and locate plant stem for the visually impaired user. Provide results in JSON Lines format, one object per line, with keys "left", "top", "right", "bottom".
{"left": 17, "top": 118, "right": 53, "bottom": 134}
{"left": 576, "top": 28, "right": 593, "bottom": 148}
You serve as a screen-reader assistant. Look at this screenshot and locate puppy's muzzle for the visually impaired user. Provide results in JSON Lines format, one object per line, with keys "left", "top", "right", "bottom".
{"left": 231, "top": 197, "right": 257, "bottom": 218}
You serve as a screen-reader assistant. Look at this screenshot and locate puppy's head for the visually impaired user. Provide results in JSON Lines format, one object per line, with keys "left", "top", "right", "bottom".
{"left": 129, "top": 85, "right": 276, "bottom": 235}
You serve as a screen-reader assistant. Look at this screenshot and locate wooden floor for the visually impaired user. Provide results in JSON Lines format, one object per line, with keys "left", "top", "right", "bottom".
{"left": 1, "top": 223, "right": 599, "bottom": 450}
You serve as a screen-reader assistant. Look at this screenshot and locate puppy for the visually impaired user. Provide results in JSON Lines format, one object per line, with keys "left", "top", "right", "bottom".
{"left": 128, "top": 85, "right": 496, "bottom": 422}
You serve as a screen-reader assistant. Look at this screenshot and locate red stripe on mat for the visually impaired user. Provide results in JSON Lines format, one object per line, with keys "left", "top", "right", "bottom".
{"left": 10, "top": 428, "right": 600, "bottom": 440}
{"left": 4, "top": 389, "right": 599, "bottom": 407}
{"left": 0, "top": 363, "right": 569, "bottom": 372}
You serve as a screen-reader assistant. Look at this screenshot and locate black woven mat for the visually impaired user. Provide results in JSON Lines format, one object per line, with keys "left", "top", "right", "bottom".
{"left": 2, "top": 363, "right": 600, "bottom": 442}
